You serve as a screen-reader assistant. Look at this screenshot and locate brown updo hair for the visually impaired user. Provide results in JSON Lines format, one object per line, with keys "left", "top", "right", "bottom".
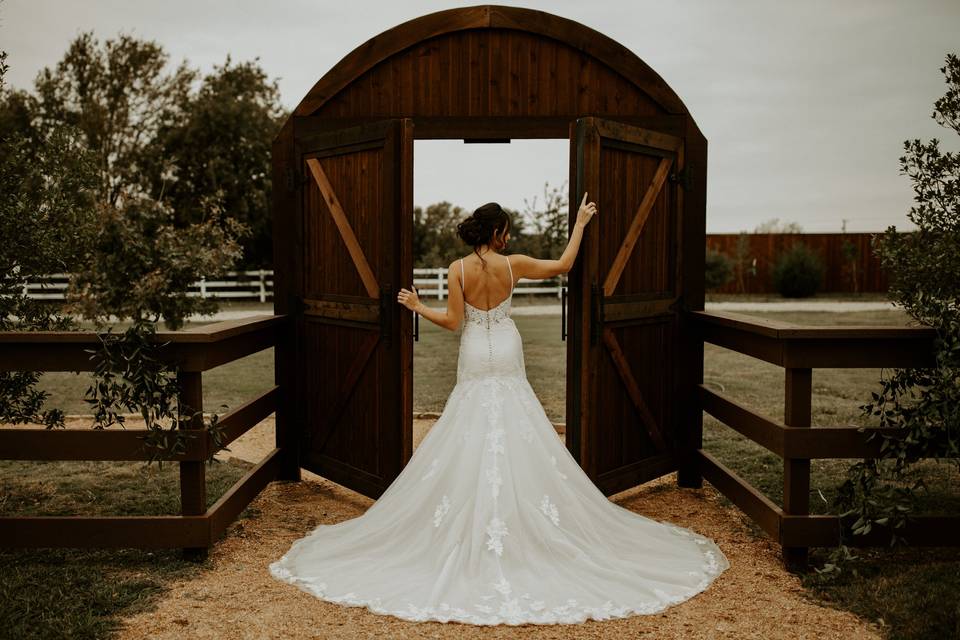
{"left": 456, "top": 202, "right": 511, "bottom": 268}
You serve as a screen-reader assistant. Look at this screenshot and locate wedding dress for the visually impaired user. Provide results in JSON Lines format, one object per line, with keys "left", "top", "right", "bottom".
{"left": 269, "top": 254, "right": 730, "bottom": 625}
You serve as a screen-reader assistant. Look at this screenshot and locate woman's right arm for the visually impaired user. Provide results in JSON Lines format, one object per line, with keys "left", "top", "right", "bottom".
{"left": 512, "top": 191, "right": 598, "bottom": 279}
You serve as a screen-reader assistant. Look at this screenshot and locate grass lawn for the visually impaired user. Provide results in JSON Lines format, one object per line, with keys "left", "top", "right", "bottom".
{"left": 5, "top": 305, "right": 959, "bottom": 638}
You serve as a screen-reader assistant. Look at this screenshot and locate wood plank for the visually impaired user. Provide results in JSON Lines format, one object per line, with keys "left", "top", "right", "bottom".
{"left": 307, "top": 333, "right": 380, "bottom": 455}
{"left": 213, "top": 386, "right": 279, "bottom": 452}
{"left": 697, "top": 449, "right": 782, "bottom": 540}
{"left": 602, "top": 328, "right": 668, "bottom": 450}
{"left": 306, "top": 157, "right": 380, "bottom": 298}
{"left": 697, "top": 384, "right": 786, "bottom": 456}
{"left": 0, "top": 514, "right": 210, "bottom": 549}
{"left": 293, "top": 114, "right": 687, "bottom": 140}
{"left": 303, "top": 298, "right": 380, "bottom": 324}
{"left": 0, "top": 427, "right": 206, "bottom": 462}
{"left": 207, "top": 448, "right": 281, "bottom": 540}
{"left": 603, "top": 156, "right": 672, "bottom": 296}
{"left": 178, "top": 372, "right": 207, "bottom": 531}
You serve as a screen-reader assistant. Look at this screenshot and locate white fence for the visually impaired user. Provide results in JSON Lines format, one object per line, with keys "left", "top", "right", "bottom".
{"left": 20, "top": 268, "right": 565, "bottom": 302}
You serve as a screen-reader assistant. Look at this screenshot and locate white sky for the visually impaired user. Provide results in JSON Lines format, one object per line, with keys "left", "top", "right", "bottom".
{"left": 2, "top": 0, "right": 958, "bottom": 232}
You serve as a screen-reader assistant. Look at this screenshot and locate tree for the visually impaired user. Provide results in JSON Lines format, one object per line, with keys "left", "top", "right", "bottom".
{"left": 31, "top": 31, "right": 197, "bottom": 208}
{"left": 522, "top": 180, "right": 569, "bottom": 259}
{"left": 819, "top": 53, "right": 960, "bottom": 577}
{"left": 753, "top": 217, "right": 804, "bottom": 234}
{"left": 0, "top": 49, "right": 99, "bottom": 428}
{"left": 142, "top": 55, "right": 288, "bottom": 267}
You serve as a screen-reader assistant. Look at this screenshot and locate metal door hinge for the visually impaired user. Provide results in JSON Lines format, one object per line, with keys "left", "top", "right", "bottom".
{"left": 668, "top": 166, "right": 692, "bottom": 190}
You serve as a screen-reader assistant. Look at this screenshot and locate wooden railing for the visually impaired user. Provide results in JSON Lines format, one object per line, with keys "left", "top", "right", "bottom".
{"left": 0, "top": 315, "right": 289, "bottom": 558}
{"left": 690, "top": 310, "right": 957, "bottom": 569}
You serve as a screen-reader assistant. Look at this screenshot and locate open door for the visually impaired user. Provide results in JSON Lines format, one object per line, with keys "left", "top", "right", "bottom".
{"left": 566, "top": 117, "right": 685, "bottom": 496}
{"left": 296, "top": 118, "right": 414, "bottom": 499}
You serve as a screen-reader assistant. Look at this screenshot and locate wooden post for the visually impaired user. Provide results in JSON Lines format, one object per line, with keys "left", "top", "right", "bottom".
{"left": 437, "top": 270, "right": 445, "bottom": 300}
{"left": 178, "top": 370, "right": 208, "bottom": 560}
{"left": 783, "top": 367, "right": 812, "bottom": 570}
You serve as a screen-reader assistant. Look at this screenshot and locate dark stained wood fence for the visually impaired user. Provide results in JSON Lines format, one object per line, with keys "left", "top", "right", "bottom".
{"left": 706, "top": 232, "right": 893, "bottom": 294}
{"left": 689, "top": 310, "right": 959, "bottom": 569}
{"left": 0, "top": 315, "right": 288, "bottom": 556}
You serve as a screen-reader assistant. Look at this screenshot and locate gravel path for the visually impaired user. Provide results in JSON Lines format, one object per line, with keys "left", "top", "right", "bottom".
{"left": 84, "top": 417, "right": 881, "bottom": 640}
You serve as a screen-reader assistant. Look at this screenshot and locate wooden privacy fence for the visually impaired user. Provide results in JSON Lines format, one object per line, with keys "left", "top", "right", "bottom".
{"left": 690, "top": 310, "right": 956, "bottom": 569}
{"left": 0, "top": 315, "right": 288, "bottom": 556}
{"left": 706, "top": 232, "right": 891, "bottom": 295}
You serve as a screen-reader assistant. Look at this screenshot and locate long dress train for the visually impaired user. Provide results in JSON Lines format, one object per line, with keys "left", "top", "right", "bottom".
{"left": 269, "top": 256, "right": 730, "bottom": 625}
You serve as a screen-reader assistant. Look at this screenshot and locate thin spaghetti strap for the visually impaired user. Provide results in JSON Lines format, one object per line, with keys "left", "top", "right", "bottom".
{"left": 459, "top": 258, "right": 465, "bottom": 291}
{"left": 504, "top": 254, "right": 514, "bottom": 294}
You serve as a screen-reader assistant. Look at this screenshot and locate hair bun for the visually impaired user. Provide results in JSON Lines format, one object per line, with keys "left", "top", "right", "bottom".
{"left": 456, "top": 217, "right": 483, "bottom": 245}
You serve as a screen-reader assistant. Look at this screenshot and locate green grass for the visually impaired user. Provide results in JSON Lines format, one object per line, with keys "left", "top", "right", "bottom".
{"left": 0, "top": 458, "right": 255, "bottom": 640}
{"left": 6, "top": 305, "right": 959, "bottom": 639}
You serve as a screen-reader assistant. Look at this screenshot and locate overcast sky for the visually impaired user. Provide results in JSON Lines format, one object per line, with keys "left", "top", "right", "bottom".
{"left": 2, "top": 0, "right": 958, "bottom": 232}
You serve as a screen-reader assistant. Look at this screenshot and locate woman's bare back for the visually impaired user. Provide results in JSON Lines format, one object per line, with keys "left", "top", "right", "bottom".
{"left": 459, "top": 252, "right": 515, "bottom": 311}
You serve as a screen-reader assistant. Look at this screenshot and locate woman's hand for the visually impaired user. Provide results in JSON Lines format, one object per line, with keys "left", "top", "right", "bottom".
{"left": 397, "top": 286, "right": 421, "bottom": 312}
{"left": 576, "top": 191, "right": 598, "bottom": 228}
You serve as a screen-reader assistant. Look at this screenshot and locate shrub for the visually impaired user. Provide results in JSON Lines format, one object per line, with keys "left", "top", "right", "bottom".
{"left": 704, "top": 248, "right": 734, "bottom": 290}
{"left": 771, "top": 242, "right": 824, "bottom": 297}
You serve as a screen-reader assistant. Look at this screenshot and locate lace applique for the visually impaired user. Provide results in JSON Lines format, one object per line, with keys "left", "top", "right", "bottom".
{"left": 432, "top": 495, "right": 450, "bottom": 527}
{"left": 539, "top": 494, "right": 560, "bottom": 526}
{"left": 485, "top": 465, "right": 503, "bottom": 499}
{"left": 550, "top": 455, "right": 568, "bottom": 480}
{"left": 270, "top": 553, "right": 728, "bottom": 625}
{"left": 421, "top": 458, "right": 439, "bottom": 481}
{"left": 485, "top": 516, "right": 509, "bottom": 556}
{"left": 464, "top": 298, "right": 512, "bottom": 328}
{"left": 492, "top": 576, "right": 512, "bottom": 596}
{"left": 486, "top": 426, "right": 505, "bottom": 455}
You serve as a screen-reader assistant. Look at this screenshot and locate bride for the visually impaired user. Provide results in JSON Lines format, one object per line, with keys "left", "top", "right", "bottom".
{"left": 269, "top": 193, "right": 730, "bottom": 625}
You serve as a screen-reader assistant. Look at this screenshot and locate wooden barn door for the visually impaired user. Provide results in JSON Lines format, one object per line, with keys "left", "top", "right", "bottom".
{"left": 296, "top": 118, "right": 413, "bottom": 499}
{"left": 566, "top": 117, "right": 685, "bottom": 496}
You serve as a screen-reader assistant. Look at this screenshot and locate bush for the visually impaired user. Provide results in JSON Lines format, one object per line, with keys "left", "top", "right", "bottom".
{"left": 704, "top": 248, "right": 734, "bottom": 290}
{"left": 771, "top": 242, "right": 824, "bottom": 297}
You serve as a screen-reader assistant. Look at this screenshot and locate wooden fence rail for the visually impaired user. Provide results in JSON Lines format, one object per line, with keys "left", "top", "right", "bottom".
{"left": 0, "top": 315, "right": 289, "bottom": 556}
{"left": 689, "top": 310, "right": 956, "bottom": 569}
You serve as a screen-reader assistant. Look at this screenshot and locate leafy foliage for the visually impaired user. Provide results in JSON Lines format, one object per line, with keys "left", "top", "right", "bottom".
{"left": 818, "top": 53, "right": 960, "bottom": 578}
{"left": 31, "top": 31, "right": 197, "bottom": 208}
{"left": 771, "top": 242, "right": 825, "bottom": 298}
{"left": 1, "top": 45, "right": 245, "bottom": 463}
{"left": 705, "top": 248, "right": 734, "bottom": 291}
{"left": 0, "top": 49, "right": 98, "bottom": 429}
{"left": 140, "top": 55, "right": 287, "bottom": 267}
{"left": 65, "top": 194, "right": 248, "bottom": 331}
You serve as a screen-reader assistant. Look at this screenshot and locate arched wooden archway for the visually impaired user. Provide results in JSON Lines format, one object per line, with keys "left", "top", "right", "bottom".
{"left": 271, "top": 4, "right": 707, "bottom": 500}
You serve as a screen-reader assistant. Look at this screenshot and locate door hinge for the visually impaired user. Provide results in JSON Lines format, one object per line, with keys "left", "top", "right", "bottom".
{"left": 668, "top": 165, "right": 692, "bottom": 190}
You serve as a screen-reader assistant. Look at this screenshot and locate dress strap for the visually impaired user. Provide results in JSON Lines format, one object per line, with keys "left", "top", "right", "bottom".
{"left": 504, "top": 254, "right": 514, "bottom": 293}
{"left": 459, "top": 258, "right": 465, "bottom": 290}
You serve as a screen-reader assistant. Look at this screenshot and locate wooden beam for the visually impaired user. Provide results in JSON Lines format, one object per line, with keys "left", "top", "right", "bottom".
{"left": 601, "top": 328, "right": 668, "bottom": 450}
{"left": 602, "top": 156, "right": 672, "bottom": 296}
{"left": 207, "top": 448, "right": 282, "bottom": 540}
{"left": 308, "top": 333, "right": 380, "bottom": 455}
{"left": 0, "top": 514, "right": 210, "bottom": 549}
{"left": 306, "top": 157, "right": 380, "bottom": 298}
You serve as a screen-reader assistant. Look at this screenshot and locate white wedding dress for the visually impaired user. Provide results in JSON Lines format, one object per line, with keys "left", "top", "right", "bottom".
{"left": 270, "top": 255, "right": 730, "bottom": 625}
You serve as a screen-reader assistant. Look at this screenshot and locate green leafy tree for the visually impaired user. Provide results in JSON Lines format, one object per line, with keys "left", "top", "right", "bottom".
{"left": 0, "top": 50, "right": 99, "bottom": 428}
{"left": 818, "top": 53, "right": 960, "bottom": 577}
{"left": 771, "top": 242, "right": 825, "bottom": 298}
{"left": 704, "top": 248, "right": 734, "bottom": 291}
{"left": 142, "top": 55, "right": 288, "bottom": 267}
{"left": 31, "top": 31, "right": 196, "bottom": 207}
{"left": 522, "top": 180, "right": 569, "bottom": 259}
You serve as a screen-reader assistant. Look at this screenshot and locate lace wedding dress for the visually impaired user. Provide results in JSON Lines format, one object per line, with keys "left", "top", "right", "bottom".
{"left": 270, "top": 255, "right": 730, "bottom": 625}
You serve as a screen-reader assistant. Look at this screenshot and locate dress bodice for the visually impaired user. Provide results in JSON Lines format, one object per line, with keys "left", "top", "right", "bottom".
{"left": 459, "top": 254, "right": 515, "bottom": 331}
{"left": 463, "top": 296, "right": 512, "bottom": 329}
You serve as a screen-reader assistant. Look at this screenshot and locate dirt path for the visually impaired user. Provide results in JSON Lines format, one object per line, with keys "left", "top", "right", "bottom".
{"left": 81, "top": 417, "right": 882, "bottom": 640}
